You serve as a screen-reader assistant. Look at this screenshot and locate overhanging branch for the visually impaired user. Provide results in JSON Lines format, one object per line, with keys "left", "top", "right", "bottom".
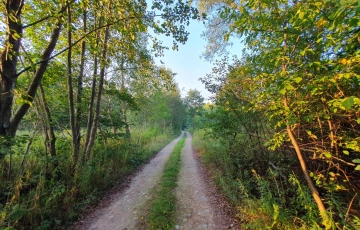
{"left": 16, "top": 13, "right": 173, "bottom": 78}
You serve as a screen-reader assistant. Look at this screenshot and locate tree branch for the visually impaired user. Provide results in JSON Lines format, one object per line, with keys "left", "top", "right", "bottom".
{"left": 16, "top": 14, "right": 164, "bottom": 78}
{"left": 22, "top": 0, "right": 76, "bottom": 29}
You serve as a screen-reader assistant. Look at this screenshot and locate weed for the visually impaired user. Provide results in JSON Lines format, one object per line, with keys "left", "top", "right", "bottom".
{"left": 0, "top": 128, "right": 178, "bottom": 229}
{"left": 147, "top": 134, "right": 186, "bottom": 230}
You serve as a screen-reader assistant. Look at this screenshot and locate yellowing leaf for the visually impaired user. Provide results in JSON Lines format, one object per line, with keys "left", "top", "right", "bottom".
{"left": 306, "top": 130, "right": 317, "bottom": 139}
{"left": 299, "top": 11, "right": 305, "bottom": 20}
{"left": 316, "top": 18, "right": 327, "bottom": 28}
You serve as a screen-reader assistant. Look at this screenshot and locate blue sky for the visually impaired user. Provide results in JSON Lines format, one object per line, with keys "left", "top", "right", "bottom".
{"left": 154, "top": 19, "right": 244, "bottom": 101}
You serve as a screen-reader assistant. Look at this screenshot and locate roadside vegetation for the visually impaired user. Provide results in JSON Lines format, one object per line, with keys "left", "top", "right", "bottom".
{"left": 1, "top": 128, "right": 176, "bottom": 229}
{"left": 0, "top": 0, "right": 196, "bottom": 229}
{"left": 193, "top": 0, "right": 360, "bottom": 229}
{"left": 146, "top": 134, "right": 186, "bottom": 230}
{"left": 2, "top": 0, "right": 359, "bottom": 229}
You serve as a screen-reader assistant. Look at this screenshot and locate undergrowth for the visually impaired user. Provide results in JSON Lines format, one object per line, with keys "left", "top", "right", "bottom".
{"left": 0, "top": 128, "right": 177, "bottom": 229}
{"left": 192, "top": 129, "right": 360, "bottom": 229}
{"left": 146, "top": 133, "right": 186, "bottom": 230}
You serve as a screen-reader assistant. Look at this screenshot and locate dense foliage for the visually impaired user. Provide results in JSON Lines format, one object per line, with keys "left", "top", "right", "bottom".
{"left": 195, "top": 0, "right": 360, "bottom": 229}
{"left": 0, "top": 0, "right": 195, "bottom": 228}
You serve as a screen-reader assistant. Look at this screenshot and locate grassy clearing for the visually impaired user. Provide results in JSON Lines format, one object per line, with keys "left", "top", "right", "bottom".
{"left": 146, "top": 133, "right": 186, "bottom": 230}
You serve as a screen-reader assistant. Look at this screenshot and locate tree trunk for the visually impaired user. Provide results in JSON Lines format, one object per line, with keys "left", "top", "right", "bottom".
{"left": 20, "top": 39, "right": 57, "bottom": 163}
{"left": 106, "top": 96, "right": 117, "bottom": 134}
{"left": 84, "top": 55, "right": 97, "bottom": 160}
{"left": 120, "top": 59, "right": 130, "bottom": 136}
{"left": 76, "top": 10, "right": 87, "bottom": 159}
{"left": 66, "top": 3, "right": 79, "bottom": 169}
{"left": 7, "top": 23, "right": 62, "bottom": 137}
{"left": 39, "top": 84, "right": 56, "bottom": 158}
{"left": 85, "top": 22, "right": 110, "bottom": 157}
{"left": 283, "top": 95, "right": 331, "bottom": 226}
{"left": 0, "top": 0, "right": 24, "bottom": 136}
{"left": 84, "top": 17, "right": 100, "bottom": 161}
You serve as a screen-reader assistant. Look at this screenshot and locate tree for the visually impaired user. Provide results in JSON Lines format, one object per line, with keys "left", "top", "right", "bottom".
{"left": 199, "top": 0, "right": 360, "bottom": 226}
{"left": 0, "top": 0, "right": 200, "bottom": 159}
{"left": 184, "top": 89, "right": 205, "bottom": 131}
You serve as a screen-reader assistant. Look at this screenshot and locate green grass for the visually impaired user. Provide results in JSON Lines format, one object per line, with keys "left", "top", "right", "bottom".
{"left": 0, "top": 128, "right": 180, "bottom": 229}
{"left": 146, "top": 133, "right": 186, "bottom": 230}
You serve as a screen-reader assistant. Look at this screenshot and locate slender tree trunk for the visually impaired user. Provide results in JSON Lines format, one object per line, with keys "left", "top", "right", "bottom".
{"left": 67, "top": 3, "right": 79, "bottom": 169}
{"left": 85, "top": 22, "right": 110, "bottom": 157}
{"left": 39, "top": 84, "right": 56, "bottom": 158}
{"left": 120, "top": 59, "right": 130, "bottom": 135}
{"left": 34, "top": 92, "right": 49, "bottom": 155}
{"left": 123, "top": 102, "right": 130, "bottom": 135}
{"left": 283, "top": 95, "right": 330, "bottom": 225}
{"left": 84, "top": 17, "right": 100, "bottom": 161}
{"left": 84, "top": 55, "right": 97, "bottom": 160}
{"left": 20, "top": 41, "right": 57, "bottom": 164}
{"left": 0, "top": 0, "right": 24, "bottom": 137}
{"left": 76, "top": 10, "right": 86, "bottom": 158}
{"left": 281, "top": 27, "right": 330, "bottom": 225}
{"left": 106, "top": 96, "right": 117, "bottom": 134}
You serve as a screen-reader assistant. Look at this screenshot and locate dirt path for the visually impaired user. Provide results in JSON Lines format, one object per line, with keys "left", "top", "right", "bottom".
{"left": 72, "top": 131, "right": 238, "bottom": 230}
{"left": 76, "top": 132, "right": 184, "bottom": 230}
{"left": 175, "top": 132, "right": 238, "bottom": 230}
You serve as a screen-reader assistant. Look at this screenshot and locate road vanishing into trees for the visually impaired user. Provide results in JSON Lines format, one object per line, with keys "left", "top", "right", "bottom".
{"left": 72, "top": 132, "right": 238, "bottom": 230}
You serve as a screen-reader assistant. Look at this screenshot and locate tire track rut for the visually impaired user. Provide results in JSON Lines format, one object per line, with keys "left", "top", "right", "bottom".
{"left": 76, "top": 132, "right": 184, "bottom": 230}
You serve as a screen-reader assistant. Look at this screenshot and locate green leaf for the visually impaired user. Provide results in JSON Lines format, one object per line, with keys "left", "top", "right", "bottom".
{"left": 342, "top": 97, "right": 354, "bottom": 109}
{"left": 355, "top": 165, "right": 360, "bottom": 171}
{"left": 293, "top": 77, "right": 302, "bottom": 83}
{"left": 352, "top": 159, "right": 360, "bottom": 164}
{"left": 324, "top": 152, "right": 332, "bottom": 158}
{"left": 284, "top": 84, "right": 294, "bottom": 91}
{"left": 357, "top": 118, "right": 360, "bottom": 124}
{"left": 343, "top": 150, "right": 349, "bottom": 155}
{"left": 239, "top": 6, "right": 245, "bottom": 14}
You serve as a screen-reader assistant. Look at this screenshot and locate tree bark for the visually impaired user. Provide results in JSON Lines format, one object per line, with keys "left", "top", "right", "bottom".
{"left": 7, "top": 23, "right": 62, "bottom": 137}
{"left": 84, "top": 17, "right": 100, "bottom": 160}
{"left": 76, "top": 10, "right": 86, "bottom": 159}
{"left": 66, "top": 3, "right": 79, "bottom": 168}
{"left": 0, "top": 0, "right": 24, "bottom": 136}
{"left": 283, "top": 95, "right": 330, "bottom": 225}
{"left": 120, "top": 58, "right": 130, "bottom": 136}
{"left": 85, "top": 22, "right": 110, "bottom": 157}
{"left": 39, "top": 84, "right": 56, "bottom": 158}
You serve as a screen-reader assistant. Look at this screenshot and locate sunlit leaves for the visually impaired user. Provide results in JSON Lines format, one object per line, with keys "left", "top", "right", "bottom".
{"left": 342, "top": 97, "right": 355, "bottom": 109}
{"left": 200, "top": 0, "right": 360, "bottom": 224}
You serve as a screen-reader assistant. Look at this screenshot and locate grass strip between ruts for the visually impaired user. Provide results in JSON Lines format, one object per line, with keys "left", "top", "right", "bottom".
{"left": 147, "top": 133, "right": 187, "bottom": 230}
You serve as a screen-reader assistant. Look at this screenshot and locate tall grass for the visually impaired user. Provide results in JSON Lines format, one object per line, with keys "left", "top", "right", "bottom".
{"left": 0, "top": 128, "right": 178, "bottom": 229}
